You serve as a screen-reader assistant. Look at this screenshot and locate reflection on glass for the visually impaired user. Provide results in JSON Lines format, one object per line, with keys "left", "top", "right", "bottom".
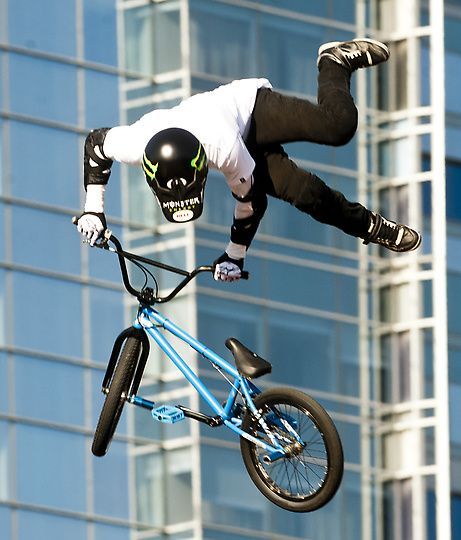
{"left": 8, "top": 0, "right": 76, "bottom": 56}
{"left": 9, "top": 54, "right": 77, "bottom": 124}
{"left": 124, "top": 2, "right": 181, "bottom": 75}
{"left": 16, "top": 425, "right": 86, "bottom": 511}
{"left": 17, "top": 510, "right": 86, "bottom": 540}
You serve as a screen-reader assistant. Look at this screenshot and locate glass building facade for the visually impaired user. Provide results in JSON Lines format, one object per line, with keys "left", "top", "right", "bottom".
{"left": 0, "top": 0, "right": 459, "bottom": 539}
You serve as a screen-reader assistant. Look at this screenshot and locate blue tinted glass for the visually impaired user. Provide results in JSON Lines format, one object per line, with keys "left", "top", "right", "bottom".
{"left": 93, "top": 440, "right": 130, "bottom": 518}
{"left": 9, "top": 121, "right": 80, "bottom": 207}
{"left": 124, "top": 3, "right": 181, "bottom": 75}
{"left": 0, "top": 269, "right": 6, "bottom": 346}
{"left": 84, "top": 0, "right": 118, "bottom": 66}
{"left": 444, "top": 50, "right": 461, "bottom": 114}
{"left": 87, "top": 224, "right": 124, "bottom": 282}
{"left": 258, "top": 16, "right": 353, "bottom": 95}
{"left": 448, "top": 273, "right": 461, "bottom": 334}
{"left": 452, "top": 494, "right": 461, "bottom": 540}
{"left": 190, "top": 1, "right": 254, "bottom": 78}
{"left": 89, "top": 287, "right": 125, "bottom": 364}
{"left": 0, "top": 421, "right": 9, "bottom": 500}
{"left": 0, "top": 57, "right": 3, "bottom": 107}
{"left": 200, "top": 444, "right": 263, "bottom": 528}
{"left": 0, "top": 353, "right": 7, "bottom": 412}
{"left": 85, "top": 70, "right": 120, "bottom": 127}
{"left": 16, "top": 426, "right": 86, "bottom": 511}
{"left": 450, "top": 383, "right": 461, "bottom": 444}
{"left": 0, "top": 203, "right": 4, "bottom": 261}
{"left": 447, "top": 126, "right": 461, "bottom": 161}
{"left": 446, "top": 160, "right": 461, "bottom": 221}
{"left": 8, "top": 0, "right": 76, "bottom": 56}
{"left": 12, "top": 207, "right": 81, "bottom": 275}
{"left": 9, "top": 53, "right": 77, "bottom": 124}
{"left": 14, "top": 356, "right": 85, "bottom": 426}
{"left": 18, "top": 510, "right": 86, "bottom": 540}
{"left": 13, "top": 274, "right": 83, "bottom": 357}
{"left": 95, "top": 523, "right": 131, "bottom": 540}
{"left": 260, "top": 0, "right": 355, "bottom": 22}
{"left": 267, "top": 311, "right": 336, "bottom": 392}
{"left": 0, "top": 507, "right": 10, "bottom": 539}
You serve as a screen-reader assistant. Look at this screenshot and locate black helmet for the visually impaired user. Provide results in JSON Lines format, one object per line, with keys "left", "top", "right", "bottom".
{"left": 142, "top": 128, "right": 208, "bottom": 223}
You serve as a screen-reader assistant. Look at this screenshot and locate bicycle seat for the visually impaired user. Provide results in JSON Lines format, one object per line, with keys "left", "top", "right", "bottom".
{"left": 225, "top": 338, "right": 272, "bottom": 379}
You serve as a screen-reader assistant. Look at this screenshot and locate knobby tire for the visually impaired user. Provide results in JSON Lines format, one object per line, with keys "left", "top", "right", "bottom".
{"left": 92, "top": 337, "right": 141, "bottom": 457}
{"left": 240, "top": 387, "right": 344, "bottom": 512}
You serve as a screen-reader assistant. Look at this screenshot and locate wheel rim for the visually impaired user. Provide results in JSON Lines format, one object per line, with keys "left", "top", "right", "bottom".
{"left": 251, "top": 402, "right": 330, "bottom": 501}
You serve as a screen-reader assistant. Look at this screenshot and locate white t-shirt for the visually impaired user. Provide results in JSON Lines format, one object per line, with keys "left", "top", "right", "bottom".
{"left": 103, "top": 78, "right": 272, "bottom": 195}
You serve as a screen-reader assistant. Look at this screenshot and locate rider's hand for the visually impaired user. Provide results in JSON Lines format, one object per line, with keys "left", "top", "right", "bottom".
{"left": 76, "top": 212, "right": 107, "bottom": 246}
{"left": 213, "top": 252, "right": 244, "bottom": 282}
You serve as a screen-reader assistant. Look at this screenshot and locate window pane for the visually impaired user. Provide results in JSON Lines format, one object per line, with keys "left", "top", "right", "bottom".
{"left": 16, "top": 425, "right": 86, "bottom": 511}
{"left": 0, "top": 353, "right": 7, "bottom": 412}
{"left": 8, "top": 0, "right": 76, "bottom": 56}
{"left": 190, "top": 1, "right": 253, "bottom": 78}
{"left": 14, "top": 356, "right": 85, "bottom": 426}
{"left": 89, "top": 287, "right": 125, "bottom": 364}
{"left": 260, "top": 0, "right": 355, "bottom": 22}
{"left": 85, "top": 70, "right": 120, "bottom": 127}
{"left": 13, "top": 274, "right": 82, "bottom": 357}
{"left": 9, "top": 122, "right": 80, "bottom": 208}
{"left": 84, "top": 0, "right": 118, "bottom": 66}
{"left": 93, "top": 440, "right": 130, "bottom": 518}
{"left": 0, "top": 421, "right": 9, "bottom": 500}
{"left": 201, "top": 444, "right": 264, "bottom": 529}
{"left": 124, "top": 3, "right": 181, "bottom": 75}
{"left": 0, "top": 507, "right": 11, "bottom": 540}
{"left": 18, "top": 510, "right": 87, "bottom": 540}
{"left": 0, "top": 269, "right": 6, "bottom": 346}
{"left": 9, "top": 54, "right": 77, "bottom": 124}
{"left": 94, "top": 523, "right": 131, "bottom": 540}
{"left": 12, "top": 207, "right": 81, "bottom": 275}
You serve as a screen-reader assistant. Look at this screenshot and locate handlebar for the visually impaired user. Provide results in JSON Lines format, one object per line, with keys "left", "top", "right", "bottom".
{"left": 75, "top": 222, "right": 248, "bottom": 304}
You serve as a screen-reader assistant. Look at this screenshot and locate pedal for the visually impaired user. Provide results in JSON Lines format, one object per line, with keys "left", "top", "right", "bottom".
{"left": 152, "top": 405, "right": 185, "bottom": 424}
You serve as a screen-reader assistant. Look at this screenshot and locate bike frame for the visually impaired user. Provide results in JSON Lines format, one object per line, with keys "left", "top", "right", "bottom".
{"left": 130, "top": 305, "right": 288, "bottom": 457}
{"left": 94, "top": 231, "right": 291, "bottom": 459}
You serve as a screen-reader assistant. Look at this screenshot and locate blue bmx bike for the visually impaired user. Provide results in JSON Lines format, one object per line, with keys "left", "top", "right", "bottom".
{"left": 88, "top": 230, "right": 344, "bottom": 513}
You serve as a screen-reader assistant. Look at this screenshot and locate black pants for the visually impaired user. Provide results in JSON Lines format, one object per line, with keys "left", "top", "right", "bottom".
{"left": 246, "top": 60, "right": 371, "bottom": 238}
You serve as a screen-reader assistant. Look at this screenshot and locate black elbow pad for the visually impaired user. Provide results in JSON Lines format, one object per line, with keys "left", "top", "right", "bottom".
{"left": 84, "top": 128, "right": 113, "bottom": 189}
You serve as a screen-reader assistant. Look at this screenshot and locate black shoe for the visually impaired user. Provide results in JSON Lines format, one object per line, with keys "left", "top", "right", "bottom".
{"left": 317, "top": 38, "right": 390, "bottom": 71}
{"left": 363, "top": 213, "right": 422, "bottom": 253}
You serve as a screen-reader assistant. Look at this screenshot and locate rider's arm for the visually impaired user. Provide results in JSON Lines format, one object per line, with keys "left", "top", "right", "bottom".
{"left": 228, "top": 176, "right": 268, "bottom": 257}
{"left": 78, "top": 128, "right": 113, "bottom": 244}
{"left": 82, "top": 128, "right": 113, "bottom": 215}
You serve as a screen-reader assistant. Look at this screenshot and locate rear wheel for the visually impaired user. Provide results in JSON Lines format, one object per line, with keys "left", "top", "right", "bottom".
{"left": 92, "top": 337, "right": 141, "bottom": 457}
{"left": 240, "top": 387, "right": 343, "bottom": 512}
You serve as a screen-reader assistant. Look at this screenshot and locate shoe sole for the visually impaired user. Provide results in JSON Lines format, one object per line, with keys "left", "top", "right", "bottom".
{"left": 318, "top": 38, "right": 390, "bottom": 58}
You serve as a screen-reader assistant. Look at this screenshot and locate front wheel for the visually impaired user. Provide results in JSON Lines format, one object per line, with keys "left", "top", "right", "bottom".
{"left": 240, "top": 387, "right": 343, "bottom": 512}
{"left": 92, "top": 337, "right": 141, "bottom": 457}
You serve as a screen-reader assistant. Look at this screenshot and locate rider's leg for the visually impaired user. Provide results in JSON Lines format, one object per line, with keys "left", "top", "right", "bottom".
{"left": 248, "top": 38, "right": 389, "bottom": 148}
{"left": 254, "top": 145, "right": 421, "bottom": 252}
{"left": 249, "top": 62, "right": 357, "bottom": 147}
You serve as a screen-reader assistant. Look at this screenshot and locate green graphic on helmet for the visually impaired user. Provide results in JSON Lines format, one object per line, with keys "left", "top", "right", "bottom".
{"left": 191, "top": 144, "right": 207, "bottom": 172}
{"left": 142, "top": 154, "right": 158, "bottom": 182}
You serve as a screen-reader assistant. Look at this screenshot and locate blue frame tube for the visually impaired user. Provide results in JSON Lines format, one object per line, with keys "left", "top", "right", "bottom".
{"left": 139, "top": 308, "right": 241, "bottom": 416}
{"left": 137, "top": 307, "right": 285, "bottom": 455}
